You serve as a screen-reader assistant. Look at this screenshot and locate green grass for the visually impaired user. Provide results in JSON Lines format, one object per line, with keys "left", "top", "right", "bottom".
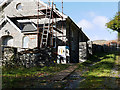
{"left": 86, "top": 55, "right": 114, "bottom": 77}
{"left": 77, "top": 52, "right": 111, "bottom": 69}
{"left": 78, "top": 52, "right": 118, "bottom": 88}
{"left": 2, "top": 64, "right": 70, "bottom": 88}
{"left": 2, "top": 64, "right": 70, "bottom": 76}
{"left": 2, "top": 51, "right": 119, "bottom": 88}
{"left": 78, "top": 77, "right": 108, "bottom": 88}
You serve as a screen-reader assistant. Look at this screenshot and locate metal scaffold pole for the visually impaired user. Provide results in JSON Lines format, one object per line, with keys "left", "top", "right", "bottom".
{"left": 37, "top": 0, "right": 40, "bottom": 49}
{"left": 37, "top": 0, "right": 59, "bottom": 48}
{"left": 48, "top": 0, "right": 50, "bottom": 7}
{"left": 62, "top": 0, "right": 64, "bottom": 42}
{"left": 52, "top": 0, "right": 54, "bottom": 47}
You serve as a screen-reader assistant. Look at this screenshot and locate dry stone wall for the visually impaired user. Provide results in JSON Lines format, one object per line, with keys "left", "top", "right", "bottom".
{"left": 2, "top": 47, "right": 56, "bottom": 68}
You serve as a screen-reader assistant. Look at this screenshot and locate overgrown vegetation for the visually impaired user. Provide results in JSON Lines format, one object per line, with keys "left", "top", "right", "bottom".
{"left": 77, "top": 52, "right": 112, "bottom": 69}
{"left": 2, "top": 64, "right": 70, "bottom": 88}
{"left": 78, "top": 52, "right": 119, "bottom": 88}
{"left": 2, "top": 52, "right": 119, "bottom": 88}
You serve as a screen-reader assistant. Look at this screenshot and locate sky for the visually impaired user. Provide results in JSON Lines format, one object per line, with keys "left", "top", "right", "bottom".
{"left": 55, "top": 2, "right": 118, "bottom": 41}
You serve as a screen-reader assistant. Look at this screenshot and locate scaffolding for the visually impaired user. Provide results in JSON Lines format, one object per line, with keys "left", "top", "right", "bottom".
{"left": 62, "top": 0, "right": 64, "bottom": 42}
{"left": 37, "top": 0, "right": 64, "bottom": 49}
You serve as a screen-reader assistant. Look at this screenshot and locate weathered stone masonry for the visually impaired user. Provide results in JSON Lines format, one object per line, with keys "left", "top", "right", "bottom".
{"left": 0, "top": 0, "right": 90, "bottom": 65}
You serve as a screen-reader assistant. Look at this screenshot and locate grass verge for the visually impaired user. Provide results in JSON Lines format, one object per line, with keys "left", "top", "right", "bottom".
{"left": 2, "top": 64, "right": 70, "bottom": 88}
{"left": 78, "top": 52, "right": 118, "bottom": 88}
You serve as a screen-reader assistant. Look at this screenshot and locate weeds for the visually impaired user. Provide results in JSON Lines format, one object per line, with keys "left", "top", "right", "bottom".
{"left": 2, "top": 64, "right": 70, "bottom": 88}
{"left": 78, "top": 52, "right": 118, "bottom": 88}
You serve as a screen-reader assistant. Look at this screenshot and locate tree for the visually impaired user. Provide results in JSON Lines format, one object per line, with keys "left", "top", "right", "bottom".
{"left": 106, "top": 12, "right": 120, "bottom": 41}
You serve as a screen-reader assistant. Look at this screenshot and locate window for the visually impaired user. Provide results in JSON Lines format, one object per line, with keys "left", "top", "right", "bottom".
{"left": 2, "top": 36, "right": 13, "bottom": 46}
{"left": 16, "top": 3, "right": 22, "bottom": 10}
{"left": 23, "top": 36, "right": 29, "bottom": 48}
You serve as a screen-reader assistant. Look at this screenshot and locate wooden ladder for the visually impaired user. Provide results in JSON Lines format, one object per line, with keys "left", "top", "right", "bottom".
{"left": 40, "top": 5, "right": 52, "bottom": 48}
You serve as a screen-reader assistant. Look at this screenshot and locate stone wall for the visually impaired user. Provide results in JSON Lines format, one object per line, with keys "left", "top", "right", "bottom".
{"left": 0, "top": 20, "right": 23, "bottom": 48}
{"left": 92, "top": 44, "right": 117, "bottom": 53}
{"left": 2, "top": 47, "right": 56, "bottom": 68}
{"left": 79, "top": 42, "right": 88, "bottom": 62}
{"left": 2, "top": 46, "right": 17, "bottom": 66}
{"left": 88, "top": 41, "right": 93, "bottom": 55}
{"left": 4, "top": 1, "right": 40, "bottom": 17}
{"left": 0, "top": 19, "right": 38, "bottom": 50}
{"left": 66, "top": 19, "right": 80, "bottom": 63}
{"left": 18, "top": 48, "right": 54, "bottom": 68}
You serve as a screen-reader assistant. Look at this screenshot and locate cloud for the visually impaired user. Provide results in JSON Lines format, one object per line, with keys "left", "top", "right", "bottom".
{"left": 88, "top": 11, "right": 96, "bottom": 17}
{"left": 78, "top": 19, "right": 93, "bottom": 30}
{"left": 77, "top": 12, "right": 116, "bottom": 41}
{"left": 93, "top": 16, "right": 108, "bottom": 29}
{"left": 77, "top": 14, "right": 108, "bottom": 31}
{"left": 89, "top": 31, "right": 117, "bottom": 41}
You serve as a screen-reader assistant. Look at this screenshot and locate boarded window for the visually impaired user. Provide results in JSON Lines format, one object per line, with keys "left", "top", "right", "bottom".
{"left": 23, "top": 36, "right": 29, "bottom": 48}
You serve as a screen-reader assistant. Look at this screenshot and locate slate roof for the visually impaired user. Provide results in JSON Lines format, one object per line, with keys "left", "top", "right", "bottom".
{"left": 11, "top": 19, "right": 37, "bottom": 32}
{"left": 19, "top": 22, "right": 37, "bottom": 32}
